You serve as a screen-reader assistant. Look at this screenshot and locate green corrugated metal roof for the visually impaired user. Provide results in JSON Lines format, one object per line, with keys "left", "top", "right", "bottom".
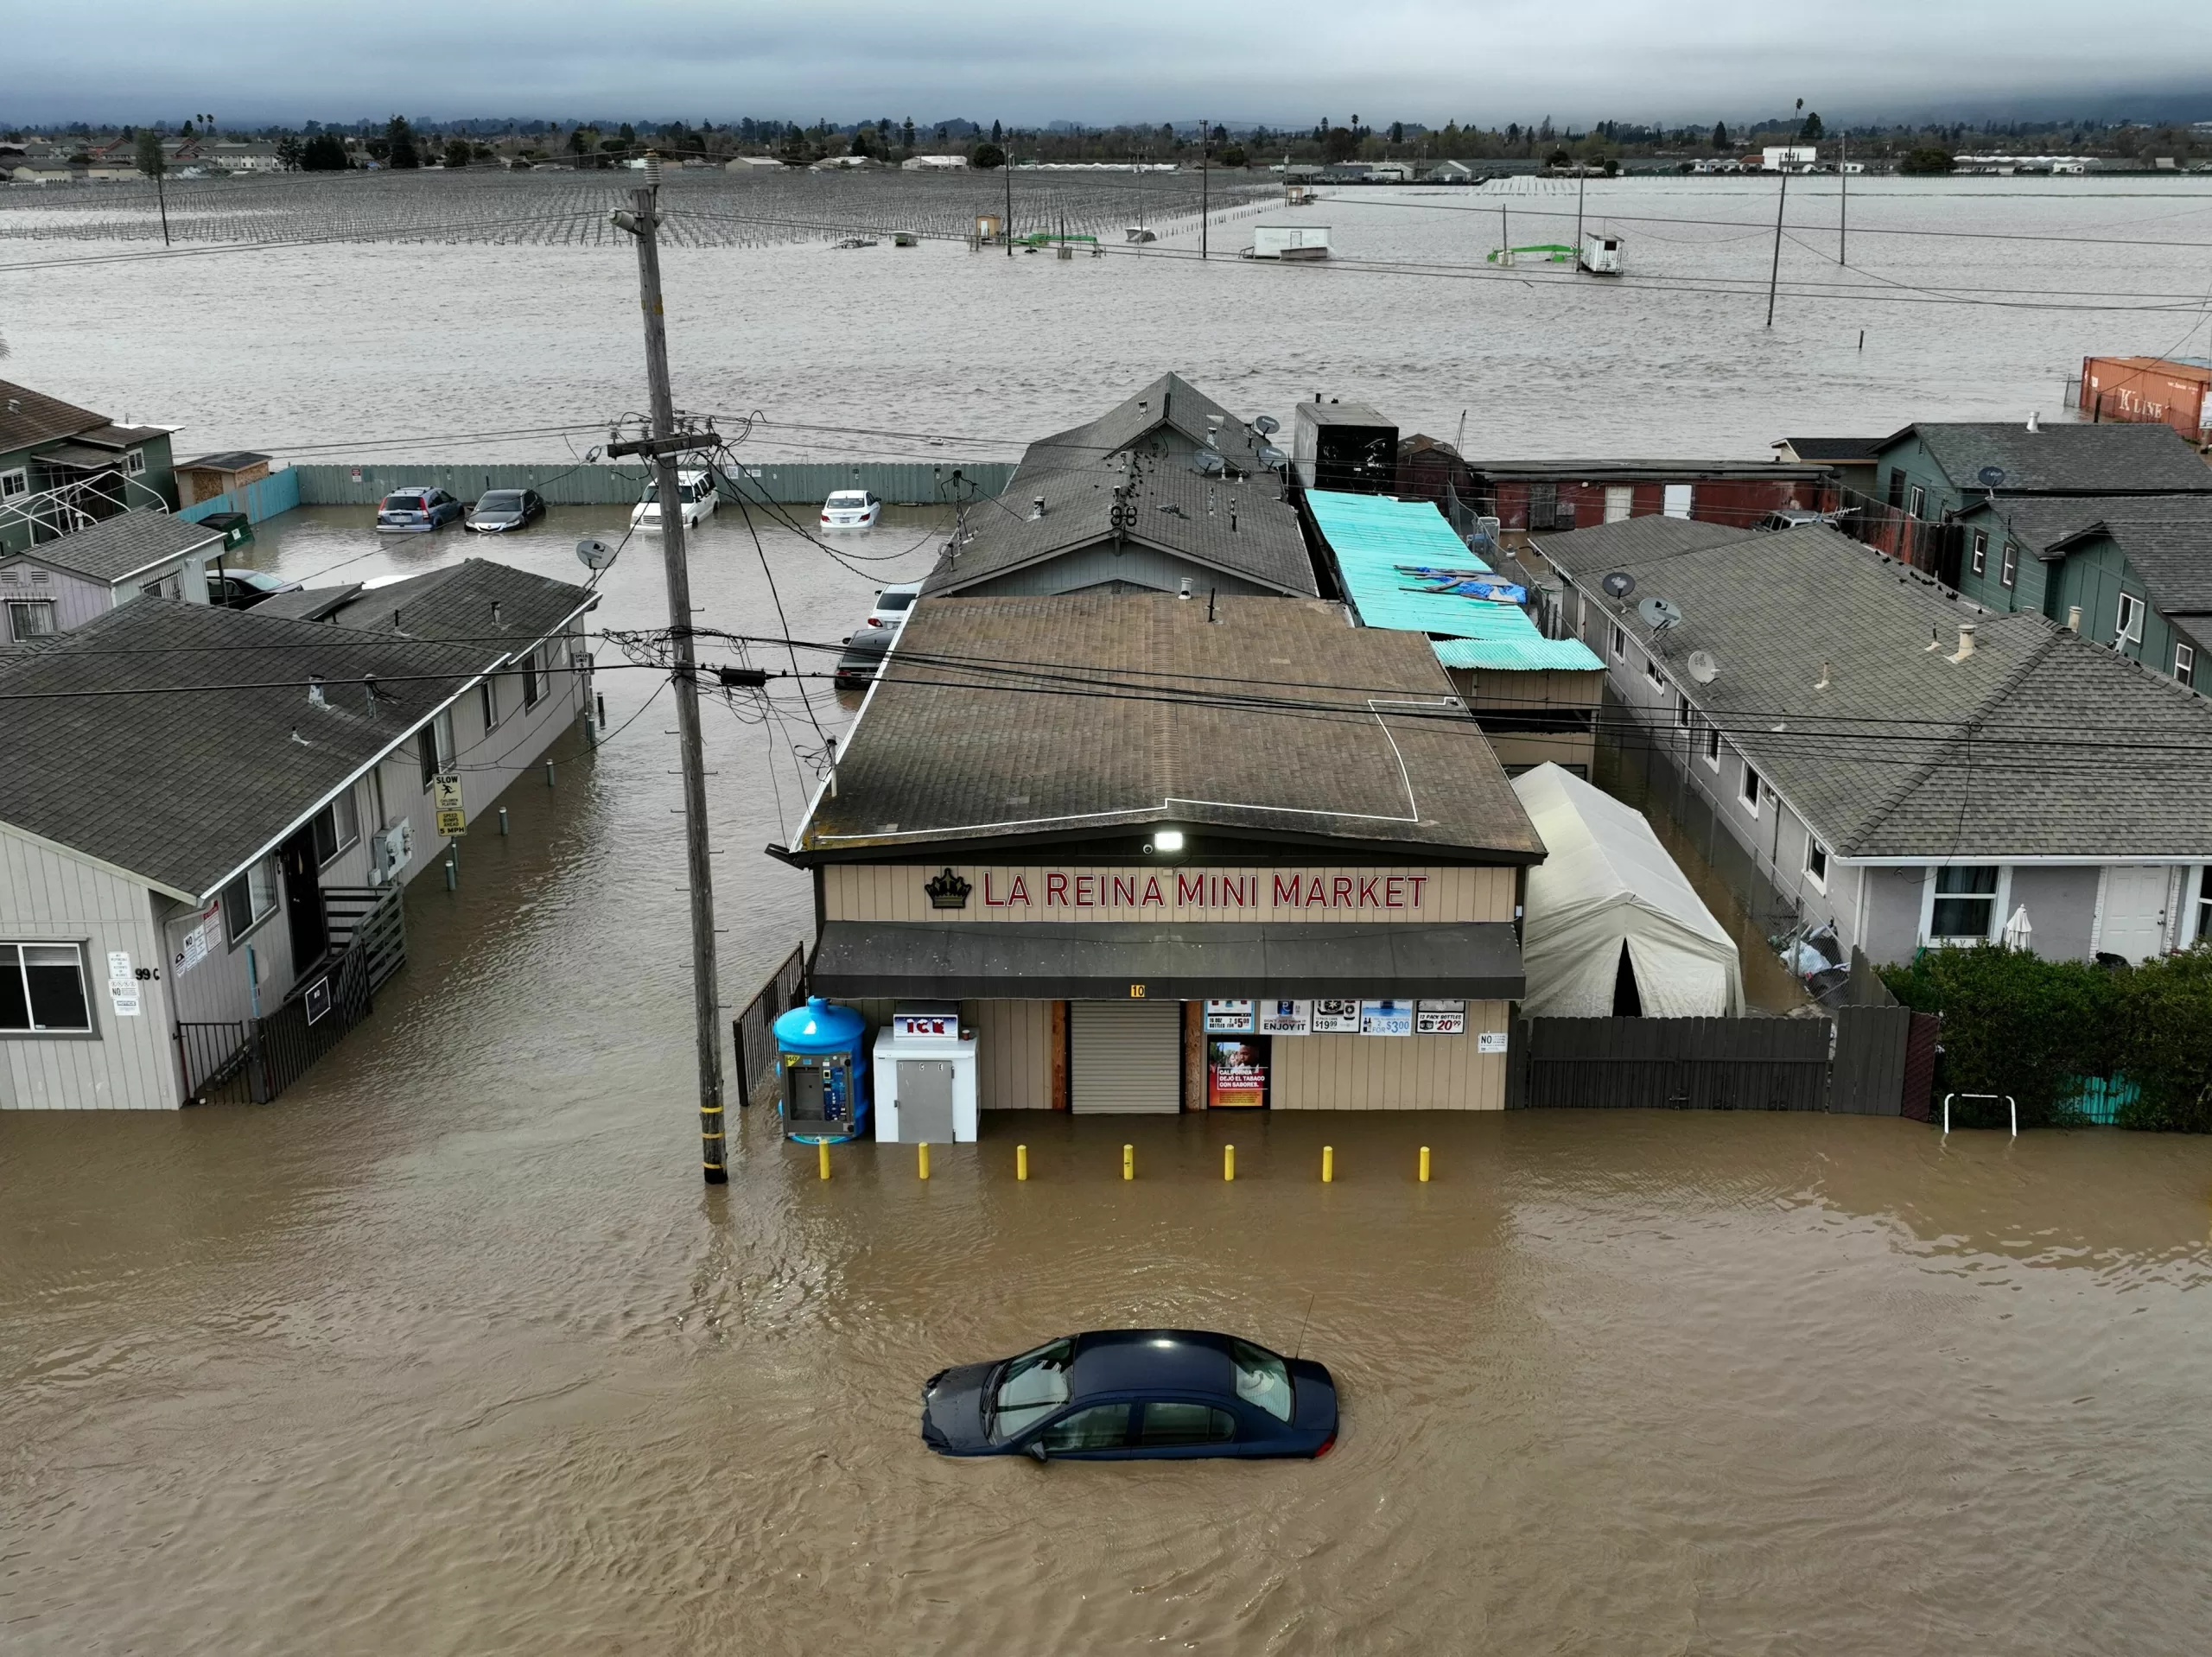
{"left": 1306, "top": 489, "right": 1601, "bottom": 671}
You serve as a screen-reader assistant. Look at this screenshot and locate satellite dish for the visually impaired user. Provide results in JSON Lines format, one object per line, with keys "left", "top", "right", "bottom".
{"left": 1254, "top": 414, "right": 1281, "bottom": 435}
{"left": 1687, "top": 650, "right": 1719, "bottom": 683}
{"left": 1192, "top": 451, "right": 1227, "bottom": 477}
{"left": 1638, "top": 596, "right": 1685, "bottom": 631}
{"left": 1976, "top": 465, "right": 2006, "bottom": 489}
{"left": 575, "top": 536, "right": 614, "bottom": 571}
{"left": 1257, "top": 444, "right": 1287, "bottom": 469}
{"left": 1601, "top": 571, "right": 1637, "bottom": 599}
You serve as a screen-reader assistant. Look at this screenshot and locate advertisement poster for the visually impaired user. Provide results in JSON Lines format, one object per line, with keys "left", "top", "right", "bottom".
{"left": 1204, "top": 999, "right": 1255, "bottom": 1034}
{"left": 1360, "top": 999, "right": 1414, "bottom": 1037}
{"left": 1207, "top": 1038, "right": 1269, "bottom": 1108}
{"left": 1416, "top": 1000, "right": 1467, "bottom": 1035}
{"left": 1310, "top": 999, "right": 1361, "bottom": 1034}
{"left": 1258, "top": 1000, "right": 1311, "bottom": 1036}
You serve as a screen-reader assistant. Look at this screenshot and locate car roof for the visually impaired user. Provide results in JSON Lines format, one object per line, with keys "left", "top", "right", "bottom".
{"left": 842, "top": 626, "right": 894, "bottom": 651}
{"left": 1067, "top": 1329, "right": 1237, "bottom": 1399}
{"left": 877, "top": 581, "right": 923, "bottom": 595}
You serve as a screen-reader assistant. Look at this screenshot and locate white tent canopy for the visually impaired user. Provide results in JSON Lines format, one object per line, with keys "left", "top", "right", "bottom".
{"left": 1510, "top": 764, "right": 1745, "bottom": 1018}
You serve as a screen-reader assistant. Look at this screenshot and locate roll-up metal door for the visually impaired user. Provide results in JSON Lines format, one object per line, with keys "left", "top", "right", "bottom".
{"left": 1070, "top": 1000, "right": 1182, "bottom": 1114}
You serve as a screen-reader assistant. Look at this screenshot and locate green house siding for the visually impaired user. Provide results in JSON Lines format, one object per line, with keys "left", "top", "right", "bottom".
{"left": 0, "top": 433, "right": 176, "bottom": 557}
{"left": 2044, "top": 539, "right": 2200, "bottom": 689}
{"left": 1874, "top": 435, "right": 1967, "bottom": 521}
{"left": 1952, "top": 508, "right": 2048, "bottom": 616}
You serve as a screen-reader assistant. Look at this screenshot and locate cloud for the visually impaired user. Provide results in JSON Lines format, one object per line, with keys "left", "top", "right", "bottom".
{"left": 7, "top": 0, "right": 2210, "bottom": 126}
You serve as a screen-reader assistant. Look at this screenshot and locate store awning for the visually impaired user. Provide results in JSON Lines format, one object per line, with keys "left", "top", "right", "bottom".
{"left": 810, "top": 920, "right": 1524, "bottom": 1001}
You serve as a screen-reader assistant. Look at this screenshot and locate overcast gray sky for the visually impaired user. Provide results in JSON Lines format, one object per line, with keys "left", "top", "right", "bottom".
{"left": 9, "top": 1, "right": 2209, "bottom": 128}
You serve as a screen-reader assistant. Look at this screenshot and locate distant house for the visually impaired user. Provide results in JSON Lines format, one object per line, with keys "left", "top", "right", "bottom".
{"left": 0, "top": 512, "right": 226, "bottom": 642}
{"left": 900, "top": 154, "right": 969, "bottom": 171}
{"left": 1461, "top": 457, "right": 1834, "bottom": 539}
{"left": 175, "top": 451, "right": 272, "bottom": 508}
{"left": 1535, "top": 514, "right": 2212, "bottom": 966}
{"left": 1424, "top": 161, "right": 1478, "bottom": 183}
{"left": 811, "top": 154, "right": 886, "bottom": 171}
{"left": 10, "top": 162, "right": 79, "bottom": 185}
{"left": 1950, "top": 492, "right": 2212, "bottom": 693}
{"left": 725, "top": 156, "right": 785, "bottom": 170}
{"left": 205, "top": 143, "right": 284, "bottom": 174}
{"left": 0, "top": 379, "right": 178, "bottom": 555}
{"left": 922, "top": 373, "right": 1317, "bottom": 601}
{"left": 1870, "top": 420, "right": 2212, "bottom": 524}
{"left": 0, "top": 558, "right": 598, "bottom": 1110}
{"left": 1771, "top": 435, "right": 1882, "bottom": 498}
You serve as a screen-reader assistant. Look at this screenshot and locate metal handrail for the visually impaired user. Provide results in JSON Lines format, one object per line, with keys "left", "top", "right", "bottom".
{"left": 1943, "top": 1091, "right": 2017, "bottom": 1136}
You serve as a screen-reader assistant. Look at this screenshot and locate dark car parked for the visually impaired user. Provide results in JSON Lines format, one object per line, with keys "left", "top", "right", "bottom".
{"left": 205, "top": 567, "right": 302, "bottom": 610}
{"left": 922, "top": 1330, "right": 1338, "bottom": 1461}
{"left": 466, "top": 488, "right": 545, "bottom": 533}
{"left": 376, "top": 486, "right": 465, "bottom": 533}
{"left": 832, "top": 625, "right": 896, "bottom": 690}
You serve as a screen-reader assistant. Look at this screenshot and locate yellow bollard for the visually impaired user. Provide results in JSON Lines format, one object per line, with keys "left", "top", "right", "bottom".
{"left": 1322, "top": 1145, "right": 1334, "bottom": 1184}
{"left": 1123, "top": 1143, "right": 1134, "bottom": 1181}
{"left": 1420, "top": 1146, "right": 1432, "bottom": 1183}
{"left": 918, "top": 1141, "right": 931, "bottom": 1180}
{"left": 1224, "top": 1144, "right": 1236, "bottom": 1182}
{"left": 1017, "top": 1144, "right": 1029, "bottom": 1181}
{"left": 817, "top": 1140, "right": 830, "bottom": 1181}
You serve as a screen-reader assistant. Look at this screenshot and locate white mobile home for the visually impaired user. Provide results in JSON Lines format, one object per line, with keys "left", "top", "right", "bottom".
{"left": 1248, "top": 224, "right": 1332, "bottom": 261}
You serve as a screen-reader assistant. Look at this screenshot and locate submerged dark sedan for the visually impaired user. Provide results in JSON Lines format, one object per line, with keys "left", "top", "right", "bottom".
{"left": 922, "top": 1330, "right": 1337, "bottom": 1461}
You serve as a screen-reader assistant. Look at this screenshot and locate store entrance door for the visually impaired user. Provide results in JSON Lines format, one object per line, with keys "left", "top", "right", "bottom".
{"left": 1070, "top": 1000, "right": 1182, "bottom": 1113}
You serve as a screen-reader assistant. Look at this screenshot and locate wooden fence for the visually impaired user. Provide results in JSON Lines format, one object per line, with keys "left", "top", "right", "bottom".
{"left": 1508, "top": 1016, "right": 1832, "bottom": 1111}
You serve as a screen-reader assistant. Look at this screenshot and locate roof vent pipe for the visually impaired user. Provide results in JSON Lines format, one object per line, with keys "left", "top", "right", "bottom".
{"left": 1030, "top": 495, "right": 1046, "bottom": 520}
{"left": 2027, "top": 410, "right": 2041, "bottom": 433}
{"left": 1814, "top": 659, "right": 1831, "bottom": 691}
{"left": 1950, "top": 623, "right": 1977, "bottom": 663}
{"left": 2067, "top": 605, "right": 2082, "bottom": 632}
{"left": 308, "top": 676, "right": 326, "bottom": 707}
{"left": 492, "top": 600, "right": 502, "bottom": 625}
{"left": 1179, "top": 577, "right": 1194, "bottom": 600}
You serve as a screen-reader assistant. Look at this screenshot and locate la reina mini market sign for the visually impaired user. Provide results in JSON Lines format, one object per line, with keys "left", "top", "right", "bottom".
{"left": 922, "top": 866, "right": 1446, "bottom": 919}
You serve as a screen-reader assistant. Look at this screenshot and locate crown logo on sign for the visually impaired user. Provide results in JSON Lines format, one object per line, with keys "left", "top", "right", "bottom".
{"left": 925, "top": 867, "right": 972, "bottom": 909}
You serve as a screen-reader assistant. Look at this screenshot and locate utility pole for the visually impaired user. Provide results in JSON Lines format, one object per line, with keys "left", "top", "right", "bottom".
{"left": 1004, "top": 144, "right": 1013, "bottom": 256}
{"left": 1201, "top": 118, "right": 1210, "bottom": 260}
{"left": 1765, "top": 168, "right": 1789, "bottom": 327}
{"left": 608, "top": 158, "right": 728, "bottom": 1184}
{"left": 1574, "top": 168, "right": 1585, "bottom": 260}
{"left": 1840, "top": 132, "right": 1849, "bottom": 263}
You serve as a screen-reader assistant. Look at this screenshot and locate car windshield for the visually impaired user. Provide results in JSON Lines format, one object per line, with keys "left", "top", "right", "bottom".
{"left": 874, "top": 590, "right": 916, "bottom": 612}
{"left": 990, "top": 1338, "right": 1072, "bottom": 1439}
{"left": 480, "top": 492, "right": 524, "bottom": 510}
{"left": 1230, "top": 1339, "right": 1293, "bottom": 1422}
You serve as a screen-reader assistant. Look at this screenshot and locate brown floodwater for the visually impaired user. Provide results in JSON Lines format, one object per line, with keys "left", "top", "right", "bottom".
{"left": 9, "top": 511, "right": 2212, "bottom": 1654}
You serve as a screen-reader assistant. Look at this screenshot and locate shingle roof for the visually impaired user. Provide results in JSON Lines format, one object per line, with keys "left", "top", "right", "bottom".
{"left": 315, "top": 559, "right": 595, "bottom": 654}
{"left": 924, "top": 456, "right": 1316, "bottom": 597}
{"left": 794, "top": 593, "right": 1545, "bottom": 863}
{"left": 1539, "top": 518, "right": 2212, "bottom": 859}
{"left": 0, "top": 378, "right": 108, "bottom": 454}
{"left": 1779, "top": 437, "right": 1884, "bottom": 462}
{"left": 1022, "top": 372, "right": 1271, "bottom": 478}
{"left": 0, "top": 600, "right": 490, "bottom": 898}
{"left": 1883, "top": 421, "right": 2212, "bottom": 494}
{"left": 1961, "top": 494, "right": 2212, "bottom": 611}
{"left": 247, "top": 583, "right": 364, "bottom": 622}
{"left": 5, "top": 511, "right": 225, "bottom": 584}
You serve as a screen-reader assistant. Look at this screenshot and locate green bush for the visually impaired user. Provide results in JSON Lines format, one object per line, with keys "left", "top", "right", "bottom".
{"left": 2111, "top": 950, "right": 2212, "bottom": 1131}
{"left": 1880, "top": 945, "right": 2116, "bottom": 1126}
{"left": 1899, "top": 146, "right": 1955, "bottom": 175}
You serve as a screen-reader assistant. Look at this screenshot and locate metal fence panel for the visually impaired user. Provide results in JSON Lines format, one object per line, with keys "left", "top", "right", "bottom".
{"left": 732, "top": 943, "right": 808, "bottom": 1108}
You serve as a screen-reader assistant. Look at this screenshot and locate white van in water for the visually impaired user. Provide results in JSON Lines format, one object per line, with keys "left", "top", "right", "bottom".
{"left": 821, "top": 489, "right": 882, "bottom": 530}
{"left": 631, "top": 469, "right": 719, "bottom": 530}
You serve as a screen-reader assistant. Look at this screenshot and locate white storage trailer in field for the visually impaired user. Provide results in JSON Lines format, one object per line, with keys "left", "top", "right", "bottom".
{"left": 1578, "top": 229, "right": 1624, "bottom": 275}
{"left": 1249, "top": 224, "right": 1332, "bottom": 261}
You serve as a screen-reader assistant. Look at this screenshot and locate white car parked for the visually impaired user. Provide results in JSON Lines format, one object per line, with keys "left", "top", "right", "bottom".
{"left": 867, "top": 581, "right": 923, "bottom": 629}
{"left": 821, "top": 489, "right": 883, "bottom": 530}
{"left": 632, "top": 469, "right": 719, "bottom": 530}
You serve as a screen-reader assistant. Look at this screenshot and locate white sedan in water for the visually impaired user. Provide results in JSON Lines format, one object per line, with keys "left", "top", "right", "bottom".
{"left": 631, "top": 469, "right": 719, "bottom": 530}
{"left": 821, "top": 489, "right": 882, "bottom": 530}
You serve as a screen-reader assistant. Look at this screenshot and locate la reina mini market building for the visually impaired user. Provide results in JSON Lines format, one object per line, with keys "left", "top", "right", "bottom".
{"left": 777, "top": 592, "right": 1546, "bottom": 1121}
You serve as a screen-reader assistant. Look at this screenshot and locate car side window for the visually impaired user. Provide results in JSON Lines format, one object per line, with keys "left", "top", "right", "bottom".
{"left": 1138, "top": 1400, "right": 1236, "bottom": 1447}
{"left": 1040, "top": 1404, "right": 1134, "bottom": 1452}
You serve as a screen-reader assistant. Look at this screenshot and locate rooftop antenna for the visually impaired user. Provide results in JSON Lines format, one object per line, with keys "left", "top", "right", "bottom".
{"left": 1291, "top": 1291, "right": 1316, "bottom": 1361}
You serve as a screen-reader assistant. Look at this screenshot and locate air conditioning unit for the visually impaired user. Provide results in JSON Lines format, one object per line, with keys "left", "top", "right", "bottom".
{"left": 372, "top": 822, "right": 414, "bottom": 883}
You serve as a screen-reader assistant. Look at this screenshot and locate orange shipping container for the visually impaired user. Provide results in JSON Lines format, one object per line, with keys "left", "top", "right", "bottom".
{"left": 2080, "top": 355, "right": 2212, "bottom": 435}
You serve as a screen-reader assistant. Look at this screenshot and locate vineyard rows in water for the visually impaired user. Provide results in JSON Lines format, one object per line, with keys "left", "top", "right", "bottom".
{"left": 0, "top": 167, "right": 1281, "bottom": 251}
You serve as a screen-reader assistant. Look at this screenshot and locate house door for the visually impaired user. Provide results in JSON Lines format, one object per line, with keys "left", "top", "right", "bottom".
{"left": 278, "top": 826, "right": 328, "bottom": 974}
{"left": 2099, "top": 866, "right": 2172, "bottom": 962}
{"left": 1603, "top": 486, "right": 1634, "bottom": 524}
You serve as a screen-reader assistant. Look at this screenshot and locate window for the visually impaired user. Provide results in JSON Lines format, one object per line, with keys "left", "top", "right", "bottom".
{"left": 989, "top": 1338, "right": 1071, "bottom": 1440}
{"left": 1528, "top": 480, "right": 1559, "bottom": 530}
{"left": 1644, "top": 650, "right": 1665, "bottom": 689}
{"left": 122, "top": 448, "right": 146, "bottom": 477}
{"left": 1805, "top": 836, "right": 1830, "bottom": 888}
{"left": 522, "top": 646, "right": 543, "bottom": 709}
{"left": 2199, "top": 866, "right": 2212, "bottom": 945}
{"left": 1138, "top": 1402, "right": 1237, "bottom": 1447}
{"left": 1970, "top": 530, "right": 1987, "bottom": 576}
{"left": 311, "top": 788, "right": 359, "bottom": 866}
{"left": 1906, "top": 484, "right": 1925, "bottom": 518}
{"left": 2177, "top": 642, "right": 2196, "bottom": 689}
{"left": 2000, "top": 542, "right": 2017, "bottom": 589}
{"left": 418, "top": 708, "right": 455, "bottom": 790}
{"left": 1931, "top": 865, "right": 1999, "bottom": 941}
{"left": 1662, "top": 482, "right": 1693, "bottom": 519}
{"left": 221, "top": 857, "right": 282, "bottom": 944}
{"left": 1885, "top": 467, "right": 1906, "bottom": 509}
{"left": 0, "top": 467, "right": 27, "bottom": 501}
{"left": 1739, "top": 761, "right": 1762, "bottom": 813}
{"left": 2115, "top": 592, "right": 2142, "bottom": 645}
{"left": 1610, "top": 622, "right": 1625, "bottom": 663}
{"left": 0, "top": 942, "right": 93, "bottom": 1033}
{"left": 1703, "top": 721, "right": 1723, "bottom": 769}
{"left": 1039, "top": 1404, "right": 1133, "bottom": 1453}
{"left": 480, "top": 675, "right": 500, "bottom": 732}
{"left": 5, "top": 599, "right": 57, "bottom": 641}
{"left": 1675, "top": 694, "right": 1694, "bottom": 729}
{"left": 1230, "top": 1340, "right": 1294, "bottom": 1423}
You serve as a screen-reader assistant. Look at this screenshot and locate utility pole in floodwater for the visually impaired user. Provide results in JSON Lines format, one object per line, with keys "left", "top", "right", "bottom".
{"left": 1840, "top": 133, "right": 1849, "bottom": 263}
{"left": 608, "top": 157, "right": 728, "bottom": 1184}
{"left": 1201, "top": 119, "right": 1210, "bottom": 260}
{"left": 1766, "top": 168, "right": 1789, "bottom": 327}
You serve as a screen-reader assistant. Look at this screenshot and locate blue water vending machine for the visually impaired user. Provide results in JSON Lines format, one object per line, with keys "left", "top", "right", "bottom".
{"left": 772, "top": 996, "right": 871, "bottom": 1144}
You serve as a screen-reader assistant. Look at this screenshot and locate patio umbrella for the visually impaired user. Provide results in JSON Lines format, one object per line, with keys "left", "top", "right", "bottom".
{"left": 2001, "top": 904, "right": 2033, "bottom": 951}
